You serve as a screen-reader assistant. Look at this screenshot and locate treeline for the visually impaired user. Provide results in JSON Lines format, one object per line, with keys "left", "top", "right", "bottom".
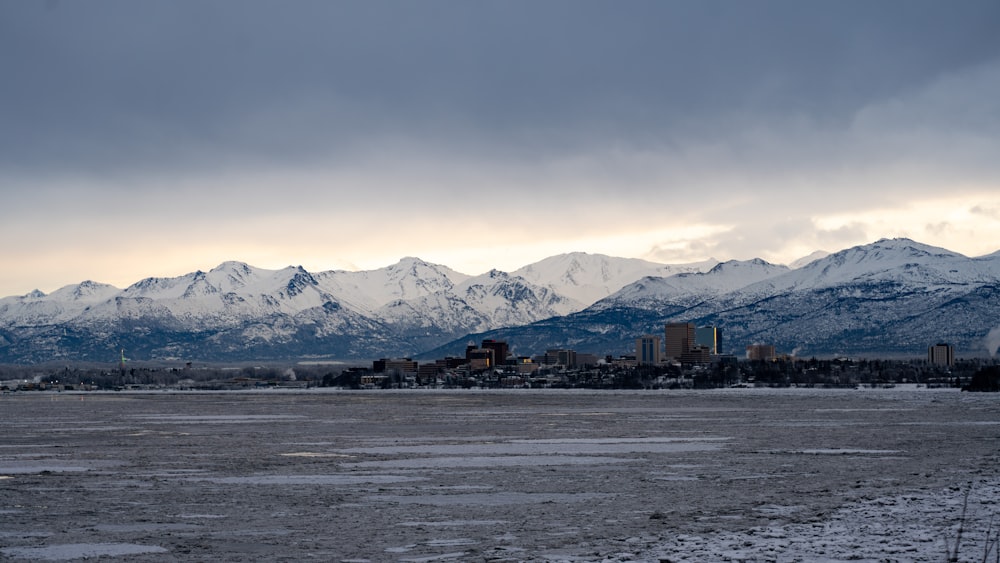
{"left": 0, "top": 362, "right": 353, "bottom": 390}
{"left": 1, "top": 357, "right": 998, "bottom": 391}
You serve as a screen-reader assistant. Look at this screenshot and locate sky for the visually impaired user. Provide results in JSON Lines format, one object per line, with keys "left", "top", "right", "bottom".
{"left": 3, "top": 0, "right": 1000, "bottom": 297}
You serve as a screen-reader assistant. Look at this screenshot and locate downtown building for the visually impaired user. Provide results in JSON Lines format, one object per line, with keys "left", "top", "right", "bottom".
{"left": 664, "top": 322, "right": 712, "bottom": 364}
{"left": 746, "top": 344, "right": 777, "bottom": 361}
{"left": 664, "top": 322, "right": 695, "bottom": 360}
{"left": 928, "top": 343, "right": 954, "bottom": 367}
{"left": 695, "top": 325, "right": 721, "bottom": 355}
{"left": 636, "top": 335, "right": 662, "bottom": 365}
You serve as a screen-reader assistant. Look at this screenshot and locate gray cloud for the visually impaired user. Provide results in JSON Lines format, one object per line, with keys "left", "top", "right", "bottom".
{"left": 924, "top": 222, "right": 951, "bottom": 237}
{"left": 3, "top": 1, "right": 1000, "bottom": 296}
{"left": 971, "top": 205, "right": 1000, "bottom": 221}
{"left": 3, "top": 0, "right": 999, "bottom": 181}
{"left": 643, "top": 219, "right": 869, "bottom": 265}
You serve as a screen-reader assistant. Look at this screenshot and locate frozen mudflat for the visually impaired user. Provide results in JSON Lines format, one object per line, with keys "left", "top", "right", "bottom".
{"left": 1, "top": 388, "right": 998, "bottom": 562}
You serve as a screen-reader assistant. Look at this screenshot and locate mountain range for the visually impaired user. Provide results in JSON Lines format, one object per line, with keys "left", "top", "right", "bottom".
{"left": 2, "top": 238, "right": 999, "bottom": 364}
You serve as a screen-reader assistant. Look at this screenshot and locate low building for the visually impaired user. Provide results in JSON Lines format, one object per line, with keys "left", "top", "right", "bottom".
{"left": 746, "top": 344, "right": 776, "bottom": 361}
{"left": 465, "top": 348, "right": 493, "bottom": 371}
{"left": 542, "top": 349, "right": 578, "bottom": 369}
{"left": 373, "top": 358, "right": 419, "bottom": 375}
{"left": 680, "top": 345, "right": 711, "bottom": 365}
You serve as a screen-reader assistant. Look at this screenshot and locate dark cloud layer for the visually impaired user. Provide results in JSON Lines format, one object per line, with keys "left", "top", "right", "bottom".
{"left": 3, "top": 0, "right": 999, "bottom": 179}
{"left": 3, "top": 1, "right": 1000, "bottom": 296}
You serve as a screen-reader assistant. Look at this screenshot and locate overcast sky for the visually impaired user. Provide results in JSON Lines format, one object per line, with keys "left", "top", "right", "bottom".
{"left": 3, "top": 0, "right": 1000, "bottom": 296}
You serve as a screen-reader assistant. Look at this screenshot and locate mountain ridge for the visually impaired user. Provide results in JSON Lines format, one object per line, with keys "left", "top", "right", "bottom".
{"left": 2, "top": 238, "right": 999, "bottom": 363}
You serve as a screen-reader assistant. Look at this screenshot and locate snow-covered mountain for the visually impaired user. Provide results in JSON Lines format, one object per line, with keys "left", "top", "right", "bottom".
{"left": 0, "top": 253, "right": 656, "bottom": 362}
{"left": 112, "top": 262, "right": 338, "bottom": 322}
{"left": 375, "top": 269, "right": 579, "bottom": 355}
{"left": 769, "top": 238, "right": 1000, "bottom": 291}
{"left": 788, "top": 250, "right": 830, "bottom": 269}
{"left": 595, "top": 258, "right": 790, "bottom": 310}
{"left": 445, "top": 239, "right": 1000, "bottom": 359}
{"left": 2, "top": 238, "right": 999, "bottom": 363}
{"left": 0, "top": 280, "right": 120, "bottom": 326}
{"left": 512, "top": 252, "right": 717, "bottom": 306}
{"left": 313, "top": 257, "right": 470, "bottom": 314}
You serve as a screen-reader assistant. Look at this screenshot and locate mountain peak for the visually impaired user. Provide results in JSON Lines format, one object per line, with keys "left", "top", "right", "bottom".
{"left": 789, "top": 250, "right": 830, "bottom": 269}
{"left": 601, "top": 257, "right": 789, "bottom": 309}
{"left": 821, "top": 238, "right": 965, "bottom": 268}
{"left": 768, "top": 237, "right": 980, "bottom": 293}
{"left": 210, "top": 260, "right": 253, "bottom": 273}
{"left": 874, "top": 237, "right": 918, "bottom": 246}
{"left": 387, "top": 257, "right": 460, "bottom": 277}
{"left": 867, "top": 238, "right": 962, "bottom": 257}
{"left": 708, "top": 258, "right": 782, "bottom": 274}
{"left": 513, "top": 253, "right": 716, "bottom": 306}
{"left": 68, "top": 280, "right": 118, "bottom": 300}
{"left": 392, "top": 256, "right": 436, "bottom": 270}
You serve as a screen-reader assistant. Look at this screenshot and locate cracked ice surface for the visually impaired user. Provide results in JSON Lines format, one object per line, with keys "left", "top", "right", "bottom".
{"left": 637, "top": 479, "right": 1000, "bottom": 563}
{"left": 0, "top": 388, "right": 998, "bottom": 562}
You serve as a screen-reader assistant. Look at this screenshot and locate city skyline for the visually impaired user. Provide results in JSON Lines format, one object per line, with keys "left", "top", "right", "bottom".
{"left": 3, "top": 1, "right": 1000, "bottom": 297}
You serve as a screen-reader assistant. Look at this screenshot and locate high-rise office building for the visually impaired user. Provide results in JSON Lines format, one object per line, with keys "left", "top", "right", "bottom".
{"left": 664, "top": 322, "right": 695, "bottom": 359}
{"left": 695, "top": 326, "right": 721, "bottom": 355}
{"left": 481, "top": 339, "right": 509, "bottom": 366}
{"left": 928, "top": 343, "right": 954, "bottom": 366}
{"left": 636, "top": 335, "right": 662, "bottom": 365}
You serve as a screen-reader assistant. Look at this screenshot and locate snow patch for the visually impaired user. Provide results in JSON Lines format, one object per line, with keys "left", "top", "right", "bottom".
{"left": 185, "top": 474, "right": 426, "bottom": 486}
{"left": 131, "top": 414, "right": 306, "bottom": 423}
{"left": 399, "top": 520, "right": 508, "bottom": 527}
{"left": 341, "top": 455, "right": 641, "bottom": 469}
{"left": 0, "top": 543, "right": 168, "bottom": 561}
{"left": 642, "top": 479, "right": 1000, "bottom": 563}
{"left": 368, "top": 492, "right": 612, "bottom": 506}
